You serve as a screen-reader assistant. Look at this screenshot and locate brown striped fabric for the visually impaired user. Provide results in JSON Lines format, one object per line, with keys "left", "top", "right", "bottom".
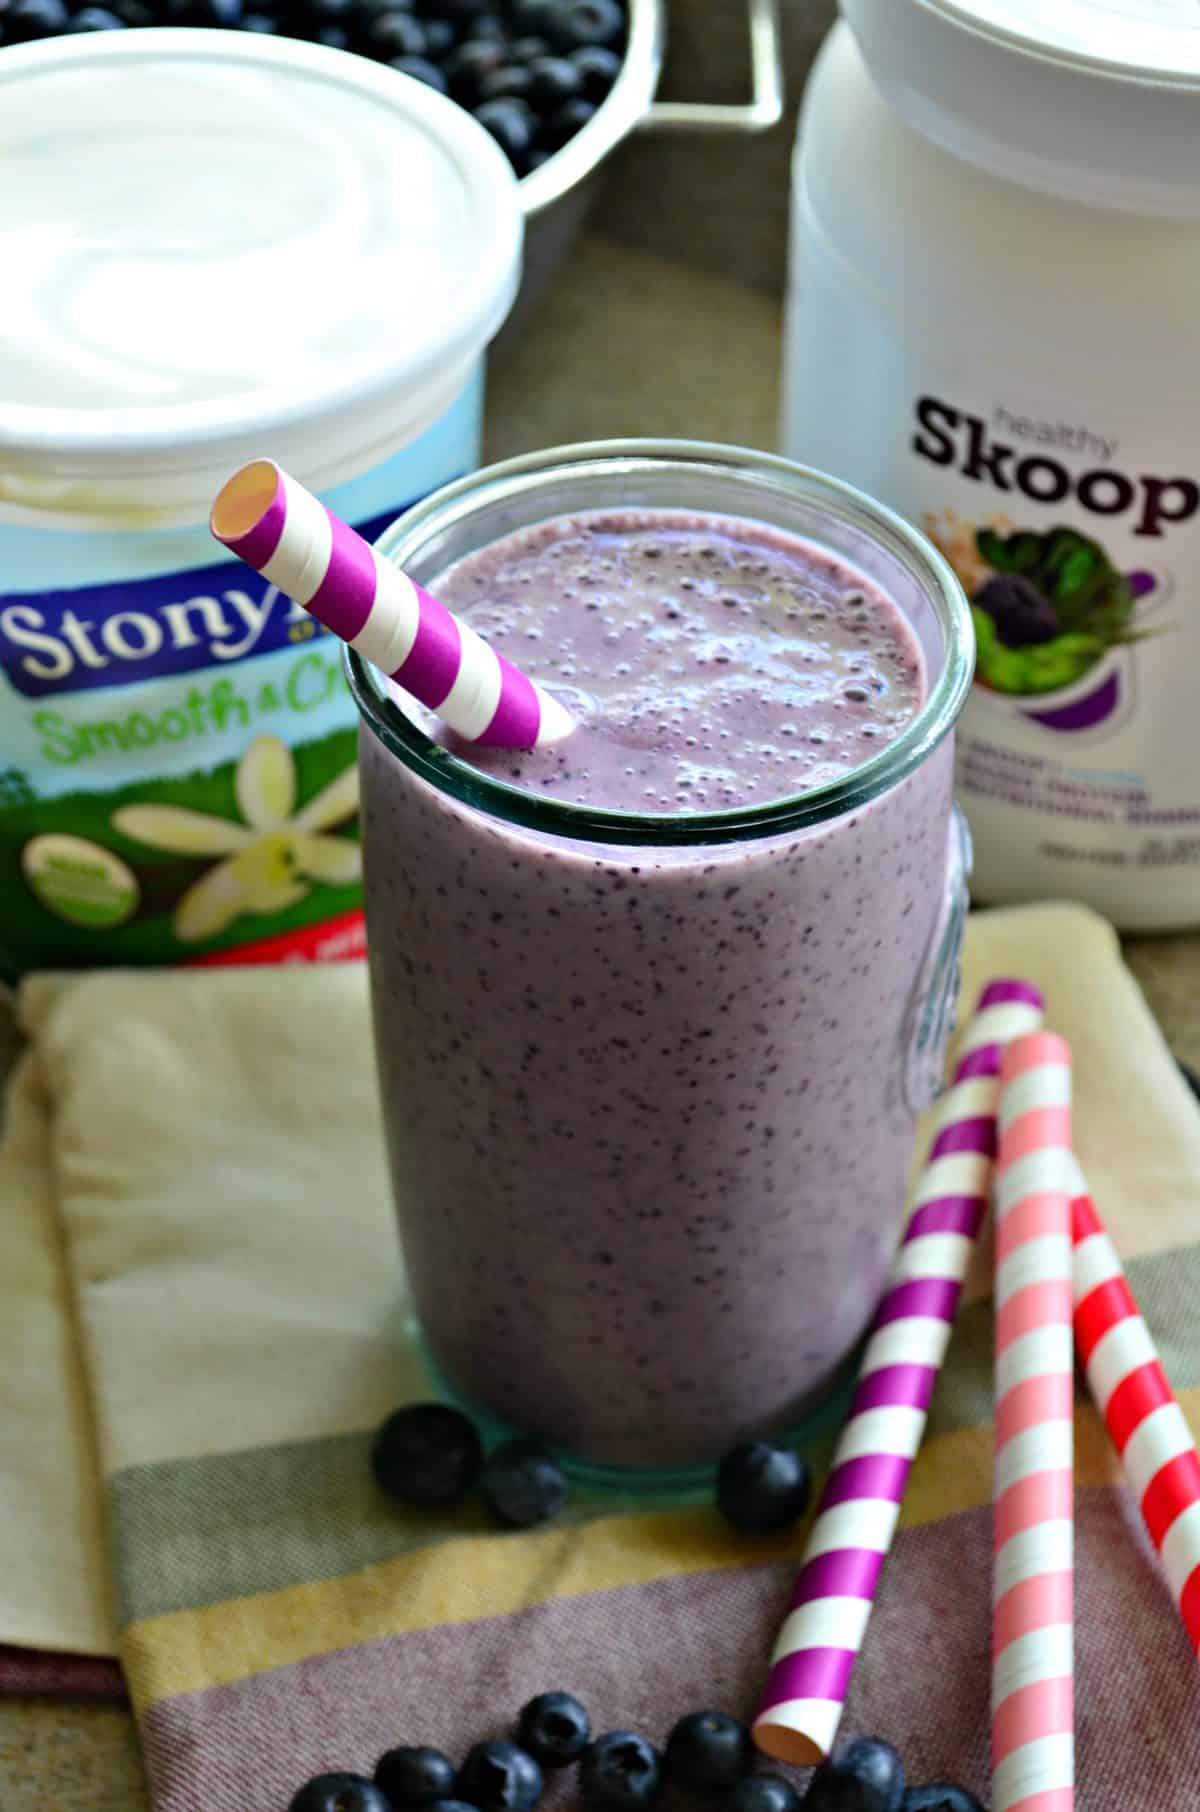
{"left": 133, "top": 1490, "right": 1200, "bottom": 1812}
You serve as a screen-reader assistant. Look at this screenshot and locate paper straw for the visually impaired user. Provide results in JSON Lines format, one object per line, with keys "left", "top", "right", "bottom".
{"left": 1070, "top": 1158, "right": 1200, "bottom": 1655}
{"left": 211, "top": 460, "right": 574, "bottom": 750}
{"left": 751, "top": 977, "right": 1045, "bottom": 1767}
{"left": 992, "top": 1032, "right": 1074, "bottom": 1812}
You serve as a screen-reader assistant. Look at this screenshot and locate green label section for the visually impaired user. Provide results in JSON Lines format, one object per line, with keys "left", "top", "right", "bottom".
{"left": 0, "top": 726, "right": 362, "bottom": 979}
{"left": 28, "top": 639, "right": 344, "bottom": 771}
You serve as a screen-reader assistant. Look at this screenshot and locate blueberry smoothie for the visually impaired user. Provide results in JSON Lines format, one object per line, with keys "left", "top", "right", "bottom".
{"left": 357, "top": 487, "right": 965, "bottom": 1470}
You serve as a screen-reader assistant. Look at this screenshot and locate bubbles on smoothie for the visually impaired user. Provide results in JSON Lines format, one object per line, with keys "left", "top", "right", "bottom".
{"left": 429, "top": 510, "right": 924, "bottom": 813}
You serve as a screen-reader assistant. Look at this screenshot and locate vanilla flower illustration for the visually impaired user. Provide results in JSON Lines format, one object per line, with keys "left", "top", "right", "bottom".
{"left": 113, "top": 734, "right": 361, "bottom": 942}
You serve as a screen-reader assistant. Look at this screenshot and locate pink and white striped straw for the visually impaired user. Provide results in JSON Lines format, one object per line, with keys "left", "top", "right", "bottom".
{"left": 1071, "top": 1158, "right": 1200, "bottom": 1656}
{"left": 992, "top": 1032, "right": 1075, "bottom": 1812}
{"left": 211, "top": 460, "right": 574, "bottom": 750}
{"left": 751, "top": 977, "right": 1045, "bottom": 1768}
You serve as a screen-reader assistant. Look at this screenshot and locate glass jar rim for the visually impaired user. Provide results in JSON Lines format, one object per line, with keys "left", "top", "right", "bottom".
{"left": 347, "top": 438, "right": 974, "bottom": 848}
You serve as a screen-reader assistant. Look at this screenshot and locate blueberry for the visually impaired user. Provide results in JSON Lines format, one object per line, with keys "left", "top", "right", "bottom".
{"left": 469, "top": 10, "right": 506, "bottom": 36}
{"left": 715, "top": 1441, "right": 812, "bottom": 1534}
{"left": 579, "top": 1732, "right": 663, "bottom": 1812}
{"left": 525, "top": 53, "right": 582, "bottom": 106}
{"left": 314, "top": 23, "right": 348, "bottom": 41}
{"left": 478, "top": 62, "right": 535, "bottom": 101}
{"left": 571, "top": 43, "right": 620, "bottom": 99}
{"left": 391, "top": 52, "right": 448, "bottom": 86}
{"left": 722, "top": 1776, "right": 803, "bottom": 1812}
{"left": 506, "top": 32, "right": 549, "bottom": 61}
{"left": 375, "top": 1748, "right": 458, "bottom": 1809}
{"left": 545, "top": 0, "right": 622, "bottom": 51}
{"left": 427, "top": 1803, "right": 482, "bottom": 1812}
{"left": 457, "top": 1742, "right": 545, "bottom": 1812}
{"left": 806, "top": 1739, "right": 907, "bottom": 1812}
{"left": 472, "top": 96, "right": 536, "bottom": 171}
{"left": 526, "top": 146, "right": 555, "bottom": 170}
{"left": 363, "top": 7, "right": 426, "bottom": 54}
{"left": 290, "top": 1777, "right": 392, "bottom": 1812}
{"left": 664, "top": 1712, "right": 752, "bottom": 1799}
{"left": 241, "top": 12, "right": 276, "bottom": 27}
{"left": 103, "top": 0, "right": 155, "bottom": 19}
{"left": 972, "top": 573, "right": 1058, "bottom": 647}
{"left": 538, "top": 94, "right": 595, "bottom": 147}
{"left": 516, "top": 1692, "right": 592, "bottom": 1768}
{"left": 420, "top": 14, "right": 454, "bottom": 52}
{"left": 478, "top": 1435, "right": 568, "bottom": 1525}
{"left": 370, "top": 1402, "right": 483, "bottom": 1509}
{"left": 3, "top": 0, "right": 69, "bottom": 37}
{"left": 66, "top": 7, "right": 125, "bottom": 25}
{"left": 903, "top": 1790, "right": 985, "bottom": 1812}
{"left": 444, "top": 33, "right": 506, "bottom": 94}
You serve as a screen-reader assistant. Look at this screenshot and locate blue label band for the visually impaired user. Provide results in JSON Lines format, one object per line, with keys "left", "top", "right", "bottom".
{"left": 0, "top": 507, "right": 400, "bottom": 701}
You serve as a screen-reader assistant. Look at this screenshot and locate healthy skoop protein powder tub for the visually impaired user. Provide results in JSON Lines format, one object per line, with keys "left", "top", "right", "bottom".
{"left": 782, "top": 2, "right": 1200, "bottom": 929}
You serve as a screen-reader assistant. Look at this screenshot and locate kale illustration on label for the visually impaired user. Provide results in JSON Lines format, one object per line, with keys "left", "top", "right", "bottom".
{"left": 969, "top": 525, "right": 1140, "bottom": 695}
{"left": 919, "top": 511, "right": 1161, "bottom": 698}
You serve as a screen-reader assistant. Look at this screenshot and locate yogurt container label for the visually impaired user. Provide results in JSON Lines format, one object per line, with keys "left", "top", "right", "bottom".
{"left": 0, "top": 339, "right": 488, "bottom": 982}
{"left": 0, "top": 513, "right": 410, "bottom": 978}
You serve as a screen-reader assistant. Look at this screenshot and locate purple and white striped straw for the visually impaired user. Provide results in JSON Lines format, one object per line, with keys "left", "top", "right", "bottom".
{"left": 211, "top": 460, "right": 574, "bottom": 750}
{"left": 751, "top": 978, "right": 1046, "bottom": 1768}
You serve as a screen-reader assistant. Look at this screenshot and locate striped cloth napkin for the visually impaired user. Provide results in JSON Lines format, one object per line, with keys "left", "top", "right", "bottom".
{"left": 5, "top": 902, "right": 1200, "bottom": 1809}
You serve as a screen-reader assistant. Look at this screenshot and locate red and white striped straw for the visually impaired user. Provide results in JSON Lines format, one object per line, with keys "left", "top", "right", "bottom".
{"left": 1070, "top": 1158, "right": 1200, "bottom": 1655}
{"left": 211, "top": 460, "right": 574, "bottom": 750}
{"left": 992, "top": 1032, "right": 1075, "bottom": 1812}
{"left": 751, "top": 978, "right": 1045, "bottom": 1767}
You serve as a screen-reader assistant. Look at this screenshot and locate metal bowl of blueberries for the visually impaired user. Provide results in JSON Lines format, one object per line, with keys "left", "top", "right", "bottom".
{"left": 0, "top": 0, "right": 783, "bottom": 324}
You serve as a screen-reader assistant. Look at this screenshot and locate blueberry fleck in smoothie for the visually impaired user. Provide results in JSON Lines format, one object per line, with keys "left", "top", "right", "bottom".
{"left": 354, "top": 450, "right": 971, "bottom": 1470}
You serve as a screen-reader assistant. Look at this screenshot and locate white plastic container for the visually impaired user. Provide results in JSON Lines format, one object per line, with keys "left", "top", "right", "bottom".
{"left": 0, "top": 31, "right": 521, "bottom": 977}
{"left": 782, "top": 4, "right": 1200, "bottom": 931}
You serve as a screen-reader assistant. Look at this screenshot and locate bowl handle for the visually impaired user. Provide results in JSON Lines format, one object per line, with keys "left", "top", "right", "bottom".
{"left": 639, "top": 0, "right": 784, "bottom": 136}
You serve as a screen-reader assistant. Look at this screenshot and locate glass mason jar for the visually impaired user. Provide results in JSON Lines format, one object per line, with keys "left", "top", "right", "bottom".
{"left": 348, "top": 441, "right": 973, "bottom": 1475}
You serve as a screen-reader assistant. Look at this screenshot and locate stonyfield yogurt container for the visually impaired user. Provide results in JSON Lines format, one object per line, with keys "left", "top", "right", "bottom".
{"left": 0, "top": 31, "right": 520, "bottom": 979}
{"left": 350, "top": 442, "right": 974, "bottom": 1473}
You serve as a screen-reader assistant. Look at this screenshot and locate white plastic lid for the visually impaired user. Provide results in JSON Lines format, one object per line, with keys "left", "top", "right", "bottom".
{"left": 0, "top": 30, "right": 522, "bottom": 514}
{"left": 843, "top": 0, "right": 1200, "bottom": 216}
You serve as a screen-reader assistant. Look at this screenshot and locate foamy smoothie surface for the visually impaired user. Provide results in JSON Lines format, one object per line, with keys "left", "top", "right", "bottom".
{"left": 428, "top": 510, "right": 925, "bottom": 807}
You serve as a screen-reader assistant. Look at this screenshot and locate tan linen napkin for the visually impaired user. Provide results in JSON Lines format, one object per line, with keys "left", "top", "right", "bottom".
{"left": 954, "top": 902, "right": 1200, "bottom": 1269}
{"left": 0, "top": 1043, "right": 114, "bottom": 1654}
{"left": 18, "top": 960, "right": 420, "bottom": 1482}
